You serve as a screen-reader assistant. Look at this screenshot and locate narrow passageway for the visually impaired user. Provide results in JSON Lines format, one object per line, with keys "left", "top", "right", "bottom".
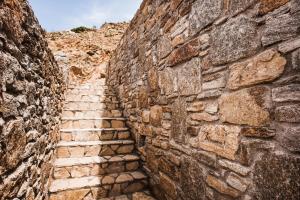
{"left": 49, "top": 68, "right": 155, "bottom": 199}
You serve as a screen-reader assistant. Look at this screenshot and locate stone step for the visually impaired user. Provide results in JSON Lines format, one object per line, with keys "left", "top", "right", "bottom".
{"left": 61, "top": 118, "right": 126, "bottom": 129}
{"left": 62, "top": 110, "right": 122, "bottom": 118}
{"left": 100, "top": 191, "right": 156, "bottom": 200}
{"left": 56, "top": 140, "right": 135, "bottom": 158}
{"left": 67, "top": 89, "right": 116, "bottom": 96}
{"left": 53, "top": 154, "right": 140, "bottom": 179}
{"left": 60, "top": 128, "right": 130, "bottom": 141}
{"left": 49, "top": 171, "right": 148, "bottom": 199}
{"left": 63, "top": 102, "right": 119, "bottom": 111}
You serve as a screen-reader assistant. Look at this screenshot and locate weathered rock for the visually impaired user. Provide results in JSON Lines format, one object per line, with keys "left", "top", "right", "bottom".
{"left": 272, "top": 84, "right": 300, "bottom": 102}
{"left": 180, "top": 156, "right": 205, "bottom": 200}
{"left": 159, "top": 172, "right": 177, "bottom": 199}
{"left": 275, "top": 104, "right": 300, "bottom": 123}
{"left": 262, "top": 11, "right": 300, "bottom": 46}
{"left": 189, "top": 0, "right": 222, "bottom": 36}
{"left": 219, "top": 87, "right": 271, "bottom": 126}
{"left": 167, "top": 38, "right": 199, "bottom": 67}
{"left": 190, "top": 113, "right": 219, "bottom": 122}
{"left": 211, "top": 15, "right": 259, "bottom": 65}
{"left": 277, "top": 125, "right": 300, "bottom": 152}
{"left": 159, "top": 58, "right": 202, "bottom": 96}
{"left": 227, "top": 49, "right": 286, "bottom": 90}
{"left": 241, "top": 127, "right": 276, "bottom": 138}
{"left": 171, "top": 98, "right": 188, "bottom": 143}
{"left": 196, "top": 125, "right": 241, "bottom": 160}
{"left": 1, "top": 119, "right": 26, "bottom": 174}
{"left": 206, "top": 175, "right": 240, "bottom": 198}
{"left": 254, "top": 152, "right": 300, "bottom": 199}
{"left": 226, "top": 173, "right": 248, "bottom": 192}
{"left": 259, "top": 0, "right": 289, "bottom": 14}
{"left": 218, "top": 159, "right": 250, "bottom": 176}
{"left": 187, "top": 101, "right": 205, "bottom": 112}
{"left": 150, "top": 105, "right": 163, "bottom": 126}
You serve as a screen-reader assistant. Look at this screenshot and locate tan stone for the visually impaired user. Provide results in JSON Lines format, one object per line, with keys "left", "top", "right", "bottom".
{"left": 227, "top": 49, "right": 286, "bottom": 90}
{"left": 50, "top": 189, "right": 90, "bottom": 200}
{"left": 218, "top": 159, "right": 250, "bottom": 176}
{"left": 150, "top": 105, "right": 163, "bottom": 126}
{"left": 71, "top": 166, "right": 90, "bottom": 178}
{"left": 100, "top": 120, "right": 111, "bottom": 128}
{"left": 102, "top": 175, "right": 115, "bottom": 185}
{"left": 69, "top": 146, "right": 85, "bottom": 157}
{"left": 259, "top": 0, "right": 289, "bottom": 14}
{"left": 226, "top": 173, "right": 248, "bottom": 192}
{"left": 159, "top": 172, "right": 177, "bottom": 199}
{"left": 57, "top": 147, "right": 70, "bottom": 158}
{"left": 126, "top": 161, "right": 139, "bottom": 171}
{"left": 116, "top": 174, "right": 133, "bottom": 183}
{"left": 117, "top": 145, "right": 134, "bottom": 154}
{"left": 54, "top": 168, "right": 70, "bottom": 179}
{"left": 61, "top": 133, "right": 72, "bottom": 141}
{"left": 111, "top": 120, "right": 125, "bottom": 128}
{"left": 219, "top": 87, "right": 270, "bottom": 126}
{"left": 206, "top": 175, "right": 240, "bottom": 198}
{"left": 85, "top": 146, "right": 101, "bottom": 156}
{"left": 142, "top": 110, "right": 150, "bottom": 123}
{"left": 190, "top": 113, "right": 219, "bottom": 122}
{"left": 187, "top": 101, "right": 205, "bottom": 112}
{"left": 132, "top": 192, "right": 156, "bottom": 200}
{"left": 196, "top": 125, "right": 240, "bottom": 160}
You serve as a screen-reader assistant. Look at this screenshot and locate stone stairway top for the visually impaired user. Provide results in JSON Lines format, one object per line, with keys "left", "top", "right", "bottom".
{"left": 54, "top": 154, "right": 140, "bottom": 167}
{"left": 49, "top": 171, "right": 147, "bottom": 193}
{"left": 57, "top": 140, "right": 134, "bottom": 147}
{"left": 60, "top": 128, "right": 129, "bottom": 132}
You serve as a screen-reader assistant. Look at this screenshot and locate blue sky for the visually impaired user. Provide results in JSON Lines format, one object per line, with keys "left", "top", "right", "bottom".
{"left": 28, "top": 0, "right": 142, "bottom": 32}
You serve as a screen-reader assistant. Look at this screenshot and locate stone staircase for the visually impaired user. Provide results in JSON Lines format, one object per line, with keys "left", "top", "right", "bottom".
{"left": 49, "top": 79, "right": 153, "bottom": 200}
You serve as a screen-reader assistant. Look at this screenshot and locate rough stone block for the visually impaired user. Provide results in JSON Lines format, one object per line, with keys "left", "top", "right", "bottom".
{"left": 262, "top": 11, "right": 300, "bottom": 46}
{"left": 180, "top": 156, "right": 205, "bottom": 200}
{"left": 254, "top": 152, "right": 300, "bottom": 199}
{"left": 206, "top": 175, "right": 240, "bottom": 198}
{"left": 150, "top": 105, "right": 163, "bottom": 126}
{"left": 227, "top": 49, "right": 286, "bottom": 90}
{"left": 166, "top": 38, "right": 199, "bottom": 67}
{"left": 272, "top": 84, "right": 300, "bottom": 102}
{"left": 171, "top": 98, "right": 188, "bottom": 143}
{"left": 275, "top": 104, "right": 300, "bottom": 123}
{"left": 219, "top": 87, "right": 271, "bottom": 126}
{"left": 259, "top": 0, "right": 289, "bottom": 15}
{"left": 189, "top": 0, "right": 222, "bottom": 36}
{"left": 211, "top": 15, "right": 259, "bottom": 65}
{"left": 194, "top": 125, "right": 240, "bottom": 160}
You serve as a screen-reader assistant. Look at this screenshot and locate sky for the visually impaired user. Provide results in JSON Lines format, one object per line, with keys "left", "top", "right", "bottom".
{"left": 28, "top": 0, "right": 143, "bottom": 32}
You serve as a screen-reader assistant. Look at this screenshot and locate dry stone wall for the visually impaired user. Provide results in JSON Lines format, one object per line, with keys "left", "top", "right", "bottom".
{"left": 108, "top": 0, "right": 300, "bottom": 199}
{"left": 0, "top": 0, "right": 64, "bottom": 199}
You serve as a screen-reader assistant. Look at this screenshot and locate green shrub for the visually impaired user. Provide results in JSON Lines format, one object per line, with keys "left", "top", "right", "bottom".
{"left": 70, "top": 26, "right": 91, "bottom": 33}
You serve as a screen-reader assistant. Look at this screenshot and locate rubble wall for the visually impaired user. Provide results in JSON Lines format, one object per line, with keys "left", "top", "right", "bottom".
{"left": 108, "top": 0, "right": 300, "bottom": 199}
{"left": 0, "top": 0, "right": 64, "bottom": 199}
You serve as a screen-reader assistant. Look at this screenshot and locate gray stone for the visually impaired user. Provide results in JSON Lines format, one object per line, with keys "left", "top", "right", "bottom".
{"left": 272, "top": 84, "right": 300, "bottom": 102}
{"left": 189, "top": 0, "right": 222, "bottom": 36}
{"left": 275, "top": 104, "right": 300, "bottom": 123}
{"left": 171, "top": 98, "right": 188, "bottom": 143}
{"left": 211, "top": 15, "right": 259, "bottom": 65}
{"left": 262, "top": 11, "right": 300, "bottom": 46}
{"left": 279, "top": 36, "right": 300, "bottom": 53}
{"left": 254, "top": 152, "right": 300, "bottom": 199}
{"left": 278, "top": 125, "right": 300, "bottom": 152}
{"left": 180, "top": 156, "right": 205, "bottom": 200}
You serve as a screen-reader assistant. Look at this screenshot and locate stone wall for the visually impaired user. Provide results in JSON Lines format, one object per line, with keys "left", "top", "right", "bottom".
{"left": 0, "top": 0, "right": 64, "bottom": 199}
{"left": 108, "top": 0, "right": 300, "bottom": 199}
